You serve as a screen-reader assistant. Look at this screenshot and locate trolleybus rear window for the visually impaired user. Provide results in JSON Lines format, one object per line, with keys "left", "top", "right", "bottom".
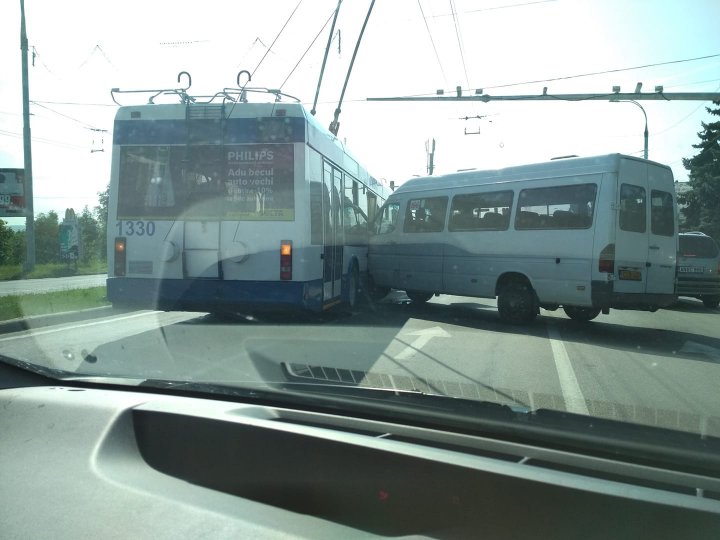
{"left": 117, "top": 144, "right": 295, "bottom": 220}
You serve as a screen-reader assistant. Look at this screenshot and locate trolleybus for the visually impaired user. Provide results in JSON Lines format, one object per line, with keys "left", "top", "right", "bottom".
{"left": 107, "top": 87, "right": 390, "bottom": 314}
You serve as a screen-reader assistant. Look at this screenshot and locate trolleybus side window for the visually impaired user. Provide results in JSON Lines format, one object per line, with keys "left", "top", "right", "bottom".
{"left": 449, "top": 191, "right": 513, "bottom": 231}
{"left": 619, "top": 184, "right": 647, "bottom": 233}
{"left": 650, "top": 190, "right": 675, "bottom": 237}
{"left": 403, "top": 197, "right": 448, "bottom": 233}
{"left": 515, "top": 184, "right": 597, "bottom": 230}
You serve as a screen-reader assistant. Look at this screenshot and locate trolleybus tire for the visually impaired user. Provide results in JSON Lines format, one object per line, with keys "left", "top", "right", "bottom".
{"left": 563, "top": 306, "right": 601, "bottom": 321}
{"left": 406, "top": 290, "right": 433, "bottom": 304}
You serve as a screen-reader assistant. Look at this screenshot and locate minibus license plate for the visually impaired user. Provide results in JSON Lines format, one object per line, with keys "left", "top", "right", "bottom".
{"left": 619, "top": 268, "right": 642, "bottom": 281}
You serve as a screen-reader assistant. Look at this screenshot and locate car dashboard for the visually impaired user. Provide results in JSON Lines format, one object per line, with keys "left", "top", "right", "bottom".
{"left": 2, "top": 373, "right": 720, "bottom": 539}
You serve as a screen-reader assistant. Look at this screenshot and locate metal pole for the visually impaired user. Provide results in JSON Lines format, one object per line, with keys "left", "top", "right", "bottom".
{"left": 20, "top": 0, "right": 35, "bottom": 273}
{"left": 613, "top": 99, "right": 648, "bottom": 159}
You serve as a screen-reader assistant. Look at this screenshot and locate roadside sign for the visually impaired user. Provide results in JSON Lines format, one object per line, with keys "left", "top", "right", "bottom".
{"left": 0, "top": 168, "right": 26, "bottom": 217}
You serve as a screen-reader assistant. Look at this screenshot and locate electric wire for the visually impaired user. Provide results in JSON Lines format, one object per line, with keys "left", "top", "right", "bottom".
{"left": 417, "top": 0, "right": 448, "bottom": 87}
{"left": 30, "top": 101, "right": 102, "bottom": 131}
{"left": 432, "top": 0, "right": 557, "bottom": 17}
{"left": 449, "top": 0, "right": 471, "bottom": 90}
{"left": 280, "top": 6, "right": 337, "bottom": 90}
{"left": 250, "top": 0, "right": 304, "bottom": 79}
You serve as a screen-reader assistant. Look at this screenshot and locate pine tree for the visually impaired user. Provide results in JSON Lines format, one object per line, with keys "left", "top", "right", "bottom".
{"left": 680, "top": 100, "right": 720, "bottom": 241}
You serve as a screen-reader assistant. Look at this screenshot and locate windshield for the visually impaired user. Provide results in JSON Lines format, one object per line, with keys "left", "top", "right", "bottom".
{"left": 680, "top": 234, "right": 720, "bottom": 258}
{"left": 2, "top": 0, "right": 720, "bottom": 455}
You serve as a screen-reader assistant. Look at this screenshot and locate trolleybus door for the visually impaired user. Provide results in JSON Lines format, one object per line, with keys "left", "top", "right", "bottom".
{"left": 322, "top": 164, "right": 343, "bottom": 303}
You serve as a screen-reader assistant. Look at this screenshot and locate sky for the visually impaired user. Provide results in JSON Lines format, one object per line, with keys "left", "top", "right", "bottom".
{"left": 1, "top": 0, "right": 719, "bottom": 226}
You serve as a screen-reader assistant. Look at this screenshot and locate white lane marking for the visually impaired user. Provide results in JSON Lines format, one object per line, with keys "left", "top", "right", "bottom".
{"left": 546, "top": 323, "right": 589, "bottom": 416}
{"left": 394, "top": 326, "right": 451, "bottom": 360}
{"left": 0, "top": 311, "right": 166, "bottom": 343}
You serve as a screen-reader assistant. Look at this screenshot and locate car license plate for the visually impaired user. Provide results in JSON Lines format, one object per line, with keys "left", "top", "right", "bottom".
{"left": 619, "top": 267, "right": 642, "bottom": 281}
{"left": 678, "top": 266, "right": 705, "bottom": 273}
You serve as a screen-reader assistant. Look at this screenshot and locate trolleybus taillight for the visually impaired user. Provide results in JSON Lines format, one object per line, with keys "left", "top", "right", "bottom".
{"left": 599, "top": 243, "right": 615, "bottom": 273}
{"left": 114, "top": 237, "right": 127, "bottom": 277}
{"left": 280, "top": 240, "right": 292, "bottom": 280}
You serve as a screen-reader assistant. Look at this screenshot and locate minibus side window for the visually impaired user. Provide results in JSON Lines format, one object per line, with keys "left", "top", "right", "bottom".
{"left": 449, "top": 191, "right": 513, "bottom": 231}
{"left": 619, "top": 184, "right": 647, "bottom": 233}
{"left": 650, "top": 190, "right": 674, "bottom": 237}
{"left": 516, "top": 184, "right": 597, "bottom": 230}
{"left": 403, "top": 197, "right": 449, "bottom": 233}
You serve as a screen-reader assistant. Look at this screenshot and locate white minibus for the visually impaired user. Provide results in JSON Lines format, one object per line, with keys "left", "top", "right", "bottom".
{"left": 368, "top": 154, "right": 678, "bottom": 323}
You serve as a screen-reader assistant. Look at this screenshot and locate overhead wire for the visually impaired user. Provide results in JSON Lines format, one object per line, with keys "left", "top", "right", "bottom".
{"left": 417, "top": 0, "right": 448, "bottom": 87}
{"left": 432, "top": 0, "right": 557, "bottom": 17}
{"left": 250, "top": 0, "right": 304, "bottom": 79}
{"left": 280, "top": 6, "right": 337, "bottom": 90}
{"left": 449, "top": 0, "right": 471, "bottom": 90}
{"left": 0, "top": 129, "right": 88, "bottom": 152}
{"left": 30, "top": 101, "right": 103, "bottom": 131}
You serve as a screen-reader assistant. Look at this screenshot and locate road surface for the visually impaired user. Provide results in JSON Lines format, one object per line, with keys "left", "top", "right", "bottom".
{"left": 1, "top": 293, "right": 718, "bottom": 437}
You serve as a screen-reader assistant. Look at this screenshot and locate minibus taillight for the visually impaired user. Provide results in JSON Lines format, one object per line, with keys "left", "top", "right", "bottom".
{"left": 114, "top": 237, "right": 127, "bottom": 277}
{"left": 599, "top": 243, "right": 615, "bottom": 274}
{"left": 280, "top": 240, "right": 292, "bottom": 280}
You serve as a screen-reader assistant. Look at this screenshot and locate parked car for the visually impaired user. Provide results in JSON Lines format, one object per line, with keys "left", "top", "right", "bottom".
{"left": 677, "top": 232, "right": 720, "bottom": 308}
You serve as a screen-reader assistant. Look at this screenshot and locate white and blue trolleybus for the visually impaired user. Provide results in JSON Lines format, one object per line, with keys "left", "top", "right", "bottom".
{"left": 107, "top": 81, "right": 390, "bottom": 313}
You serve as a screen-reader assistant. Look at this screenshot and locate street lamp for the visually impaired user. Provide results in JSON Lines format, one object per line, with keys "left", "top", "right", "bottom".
{"left": 612, "top": 97, "right": 649, "bottom": 159}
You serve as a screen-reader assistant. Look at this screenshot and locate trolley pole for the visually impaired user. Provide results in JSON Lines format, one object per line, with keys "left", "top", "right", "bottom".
{"left": 20, "top": 0, "right": 35, "bottom": 273}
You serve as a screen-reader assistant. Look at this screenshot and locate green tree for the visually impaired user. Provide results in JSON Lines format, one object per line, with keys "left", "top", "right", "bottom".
{"left": 35, "top": 211, "right": 60, "bottom": 264}
{"left": 78, "top": 205, "right": 100, "bottom": 262}
{"left": 0, "top": 219, "right": 15, "bottom": 265}
{"left": 680, "top": 100, "right": 720, "bottom": 241}
{"left": 94, "top": 185, "right": 109, "bottom": 261}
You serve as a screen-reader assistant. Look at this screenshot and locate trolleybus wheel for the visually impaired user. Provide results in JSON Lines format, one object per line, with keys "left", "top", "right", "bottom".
{"left": 563, "top": 306, "right": 601, "bottom": 321}
{"left": 406, "top": 290, "right": 433, "bottom": 303}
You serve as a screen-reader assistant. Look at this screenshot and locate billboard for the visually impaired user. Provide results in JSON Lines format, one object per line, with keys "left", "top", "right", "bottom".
{"left": 0, "top": 168, "right": 26, "bottom": 217}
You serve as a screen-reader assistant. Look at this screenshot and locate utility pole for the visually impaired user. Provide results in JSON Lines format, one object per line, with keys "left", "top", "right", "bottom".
{"left": 426, "top": 138, "right": 436, "bottom": 175}
{"left": 20, "top": 0, "right": 35, "bottom": 273}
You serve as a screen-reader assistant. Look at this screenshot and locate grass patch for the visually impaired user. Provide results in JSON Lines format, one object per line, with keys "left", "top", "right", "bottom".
{"left": 0, "top": 286, "right": 110, "bottom": 322}
{"left": 0, "top": 261, "right": 107, "bottom": 280}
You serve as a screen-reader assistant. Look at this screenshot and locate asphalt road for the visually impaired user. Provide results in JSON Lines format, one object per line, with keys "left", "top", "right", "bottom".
{"left": 1, "top": 293, "right": 719, "bottom": 437}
